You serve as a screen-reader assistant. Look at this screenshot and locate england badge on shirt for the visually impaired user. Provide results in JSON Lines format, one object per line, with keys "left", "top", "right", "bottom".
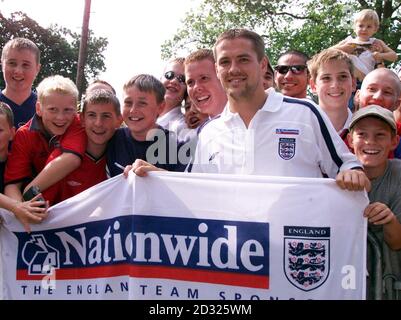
{"left": 278, "top": 137, "right": 296, "bottom": 160}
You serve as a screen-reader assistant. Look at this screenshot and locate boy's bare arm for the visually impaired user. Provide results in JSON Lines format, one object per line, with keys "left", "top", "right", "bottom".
{"left": 332, "top": 39, "right": 355, "bottom": 54}
{"left": 364, "top": 202, "right": 401, "bottom": 250}
{"left": 335, "top": 169, "right": 371, "bottom": 192}
{"left": 372, "top": 39, "right": 398, "bottom": 62}
{"left": 4, "top": 182, "right": 24, "bottom": 201}
{"left": 123, "top": 159, "right": 166, "bottom": 178}
{"left": 23, "top": 153, "right": 82, "bottom": 194}
{"left": 0, "top": 193, "right": 48, "bottom": 233}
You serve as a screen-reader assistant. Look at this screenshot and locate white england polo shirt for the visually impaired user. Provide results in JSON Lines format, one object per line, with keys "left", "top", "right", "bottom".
{"left": 191, "top": 88, "right": 362, "bottom": 177}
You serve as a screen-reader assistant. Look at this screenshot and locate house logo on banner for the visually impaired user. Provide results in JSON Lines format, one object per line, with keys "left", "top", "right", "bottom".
{"left": 21, "top": 234, "right": 60, "bottom": 275}
{"left": 283, "top": 226, "right": 330, "bottom": 291}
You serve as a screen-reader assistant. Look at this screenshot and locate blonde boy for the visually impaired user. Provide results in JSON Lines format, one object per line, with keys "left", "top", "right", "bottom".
{"left": 4, "top": 75, "right": 86, "bottom": 204}
{"left": 1, "top": 38, "right": 41, "bottom": 128}
{"left": 309, "top": 48, "right": 356, "bottom": 139}
{"left": 333, "top": 9, "right": 397, "bottom": 82}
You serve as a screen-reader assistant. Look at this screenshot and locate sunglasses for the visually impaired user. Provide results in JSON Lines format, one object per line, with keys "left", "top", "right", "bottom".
{"left": 164, "top": 71, "right": 186, "bottom": 84}
{"left": 274, "top": 65, "right": 307, "bottom": 75}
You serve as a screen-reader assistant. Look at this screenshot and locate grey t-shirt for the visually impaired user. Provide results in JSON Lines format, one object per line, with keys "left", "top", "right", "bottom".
{"left": 368, "top": 159, "right": 401, "bottom": 299}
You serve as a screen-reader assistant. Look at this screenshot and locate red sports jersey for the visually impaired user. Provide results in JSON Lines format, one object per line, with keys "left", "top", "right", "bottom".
{"left": 5, "top": 114, "right": 86, "bottom": 186}
{"left": 42, "top": 152, "right": 107, "bottom": 205}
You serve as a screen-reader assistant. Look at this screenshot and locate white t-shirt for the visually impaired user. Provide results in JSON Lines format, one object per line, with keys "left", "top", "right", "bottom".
{"left": 157, "top": 107, "right": 187, "bottom": 141}
{"left": 346, "top": 36, "right": 376, "bottom": 76}
{"left": 191, "top": 88, "right": 362, "bottom": 177}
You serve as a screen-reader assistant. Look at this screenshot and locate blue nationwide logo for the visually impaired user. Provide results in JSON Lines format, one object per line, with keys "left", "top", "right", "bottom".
{"left": 283, "top": 226, "right": 330, "bottom": 291}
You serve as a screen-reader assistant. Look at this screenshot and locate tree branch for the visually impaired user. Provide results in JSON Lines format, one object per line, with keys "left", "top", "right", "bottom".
{"left": 265, "top": 8, "right": 318, "bottom": 22}
{"left": 357, "top": 0, "right": 370, "bottom": 8}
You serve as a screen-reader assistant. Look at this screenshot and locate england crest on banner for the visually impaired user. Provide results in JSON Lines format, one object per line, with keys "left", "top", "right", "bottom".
{"left": 278, "top": 138, "right": 296, "bottom": 160}
{"left": 283, "top": 226, "right": 330, "bottom": 291}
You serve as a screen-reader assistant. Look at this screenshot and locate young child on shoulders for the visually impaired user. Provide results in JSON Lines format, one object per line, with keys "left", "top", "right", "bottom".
{"left": 107, "top": 74, "right": 187, "bottom": 177}
{"left": 347, "top": 104, "right": 401, "bottom": 299}
{"left": 0, "top": 102, "right": 47, "bottom": 232}
{"left": 333, "top": 9, "right": 397, "bottom": 82}
{"left": 4, "top": 75, "right": 86, "bottom": 205}
{"left": 1, "top": 38, "right": 41, "bottom": 128}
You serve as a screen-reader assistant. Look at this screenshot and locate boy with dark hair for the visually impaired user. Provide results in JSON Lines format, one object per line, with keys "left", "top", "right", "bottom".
{"left": 347, "top": 105, "right": 401, "bottom": 299}
{"left": 1, "top": 37, "right": 41, "bottom": 128}
{"left": 106, "top": 74, "right": 186, "bottom": 177}
{"left": 43, "top": 89, "right": 122, "bottom": 205}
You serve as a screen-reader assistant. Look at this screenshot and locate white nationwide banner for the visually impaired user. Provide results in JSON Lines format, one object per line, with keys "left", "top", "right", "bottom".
{"left": 0, "top": 172, "right": 368, "bottom": 300}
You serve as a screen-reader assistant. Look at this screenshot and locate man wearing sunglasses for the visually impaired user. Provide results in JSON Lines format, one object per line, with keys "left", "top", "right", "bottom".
{"left": 274, "top": 50, "right": 310, "bottom": 99}
{"left": 157, "top": 58, "right": 187, "bottom": 141}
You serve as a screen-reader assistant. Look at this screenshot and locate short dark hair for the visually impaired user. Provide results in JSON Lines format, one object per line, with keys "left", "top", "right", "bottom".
{"left": 123, "top": 74, "right": 165, "bottom": 104}
{"left": 86, "top": 79, "right": 116, "bottom": 95}
{"left": 213, "top": 28, "right": 265, "bottom": 61}
{"left": 277, "top": 50, "right": 310, "bottom": 66}
{"left": 81, "top": 89, "right": 121, "bottom": 116}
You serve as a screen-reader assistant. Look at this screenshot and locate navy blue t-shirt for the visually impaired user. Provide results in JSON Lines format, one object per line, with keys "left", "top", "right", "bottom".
{"left": 0, "top": 91, "right": 37, "bottom": 128}
{"left": 106, "top": 127, "right": 187, "bottom": 177}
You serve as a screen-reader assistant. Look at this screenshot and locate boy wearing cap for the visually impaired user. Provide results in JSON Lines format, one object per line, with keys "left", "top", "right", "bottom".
{"left": 348, "top": 104, "right": 401, "bottom": 299}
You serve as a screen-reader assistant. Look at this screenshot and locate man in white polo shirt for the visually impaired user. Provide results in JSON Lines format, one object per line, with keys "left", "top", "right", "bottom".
{"left": 191, "top": 29, "right": 369, "bottom": 191}
{"left": 127, "top": 29, "right": 370, "bottom": 192}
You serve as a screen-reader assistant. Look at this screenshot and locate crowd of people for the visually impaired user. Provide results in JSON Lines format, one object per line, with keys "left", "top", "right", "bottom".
{"left": 0, "top": 8, "right": 400, "bottom": 299}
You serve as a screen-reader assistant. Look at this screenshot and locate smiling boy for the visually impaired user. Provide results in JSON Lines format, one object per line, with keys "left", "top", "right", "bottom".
{"left": 106, "top": 74, "right": 186, "bottom": 177}
{"left": 42, "top": 89, "right": 122, "bottom": 205}
{"left": 1, "top": 38, "right": 41, "bottom": 128}
{"left": 4, "top": 75, "right": 86, "bottom": 203}
{"left": 347, "top": 105, "right": 401, "bottom": 299}
{"left": 309, "top": 48, "right": 356, "bottom": 137}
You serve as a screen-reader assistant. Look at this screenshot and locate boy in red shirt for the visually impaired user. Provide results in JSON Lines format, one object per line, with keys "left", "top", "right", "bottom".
{"left": 4, "top": 75, "right": 86, "bottom": 206}
{"left": 43, "top": 89, "right": 122, "bottom": 205}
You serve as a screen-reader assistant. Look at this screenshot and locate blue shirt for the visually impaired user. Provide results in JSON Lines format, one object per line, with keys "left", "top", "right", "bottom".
{"left": 106, "top": 127, "right": 187, "bottom": 177}
{"left": 0, "top": 91, "right": 37, "bottom": 128}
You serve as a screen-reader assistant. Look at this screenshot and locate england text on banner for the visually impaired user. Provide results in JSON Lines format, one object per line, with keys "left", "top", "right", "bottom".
{"left": 0, "top": 172, "right": 368, "bottom": 300}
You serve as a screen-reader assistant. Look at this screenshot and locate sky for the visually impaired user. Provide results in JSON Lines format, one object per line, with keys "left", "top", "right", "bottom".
{"left": 1, "top": 0, "right": 199, "bottom": 97}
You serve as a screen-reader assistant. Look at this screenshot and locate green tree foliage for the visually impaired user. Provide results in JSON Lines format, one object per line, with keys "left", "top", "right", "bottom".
{"left": 0, "top": 11, "right": 108, "bottom": 89}
{"left": 162, "top": 0, "right": 400, "bottom": 68}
